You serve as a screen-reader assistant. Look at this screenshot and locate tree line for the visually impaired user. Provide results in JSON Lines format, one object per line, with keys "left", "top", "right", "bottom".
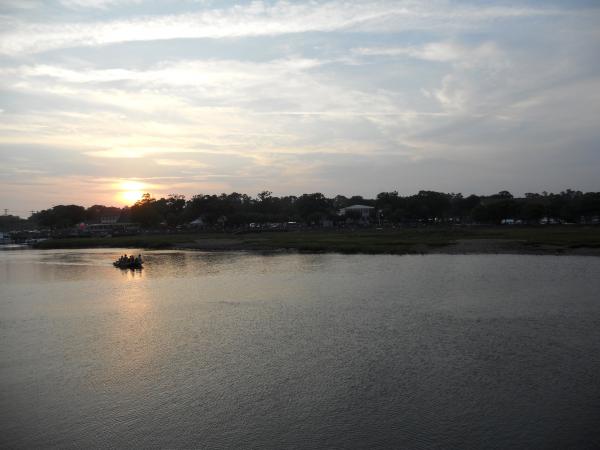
{"left": 2, "top": 189, "right": 600, "bottom": 232}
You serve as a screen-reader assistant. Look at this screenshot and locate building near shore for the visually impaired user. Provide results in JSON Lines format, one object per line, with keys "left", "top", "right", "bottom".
{"left": 338, "top": 204, "right": 374, "bottom": 219}
{"left": 86, "top": 222, "right": 140, "bottom": 236}
{"left": 100, "top": 215, "right": 120, "bottom": 224}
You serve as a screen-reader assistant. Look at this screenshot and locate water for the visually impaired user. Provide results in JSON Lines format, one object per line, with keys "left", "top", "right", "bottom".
{"left": 1, "top": 249, "right": 600, "bottom": 449}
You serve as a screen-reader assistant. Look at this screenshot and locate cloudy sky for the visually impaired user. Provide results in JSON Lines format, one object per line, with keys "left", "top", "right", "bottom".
{"left": 1, "top": 0, "right": 599, "bottom": 214}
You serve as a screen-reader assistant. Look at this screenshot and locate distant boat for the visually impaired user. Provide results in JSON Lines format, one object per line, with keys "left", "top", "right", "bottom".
{"left": 113, "top": 258, "right": 143, "bottom": 270}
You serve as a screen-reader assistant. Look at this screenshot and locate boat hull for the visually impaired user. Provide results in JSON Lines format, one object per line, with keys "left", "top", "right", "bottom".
{"left": 113, "top": 261, "right": 143, "bottom": 270}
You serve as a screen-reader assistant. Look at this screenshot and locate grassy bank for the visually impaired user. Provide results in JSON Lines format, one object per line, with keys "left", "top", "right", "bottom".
{"left": 34, "top": 233, "right": 201, "bottom": 250}
{"left": 32, "top": 226, "right": 600, "bottom": 255}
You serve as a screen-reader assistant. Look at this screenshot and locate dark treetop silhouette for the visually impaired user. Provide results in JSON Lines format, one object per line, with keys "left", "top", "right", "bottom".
{"left": 8, "top": 189, "right": 598, "bottom": 232}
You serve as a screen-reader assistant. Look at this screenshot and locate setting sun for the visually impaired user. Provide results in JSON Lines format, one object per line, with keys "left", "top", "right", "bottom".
{"left": 121, "top": 190, "right": 143, "bottom": 204}
{"left": 118, "top": 181, "right": 145, "bottom": 204}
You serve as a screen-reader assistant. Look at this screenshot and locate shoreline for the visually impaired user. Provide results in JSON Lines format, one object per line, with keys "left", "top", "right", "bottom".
{"left": 171, "top": 239, "right": 600, "bottom": 256}
{"left": 26, "top": 227, "right": 600, "bottom": 256}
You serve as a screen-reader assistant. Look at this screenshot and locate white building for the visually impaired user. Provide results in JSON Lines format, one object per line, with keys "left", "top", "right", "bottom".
{"left": 338, "top": 204, "right": 374, "bottom": 219}
{"left": 100, "top": 215, "right": 120, "bottom": 224}
{"left": 188, "top": 217, "right": 205, "bottom": 228}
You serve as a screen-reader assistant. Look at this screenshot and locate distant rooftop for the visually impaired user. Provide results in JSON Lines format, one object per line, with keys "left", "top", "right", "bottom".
{"left": 342, "top": 204, "right": 374, "bottom": 210}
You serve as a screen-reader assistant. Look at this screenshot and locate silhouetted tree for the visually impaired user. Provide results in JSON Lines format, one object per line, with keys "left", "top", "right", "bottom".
{"left": 130, "top": 193, "right": 162, "bottom": 227}
{"left": 0, "top": 215, "right": 28, "bottom": 232}
{"left": 16, "top": 189, "right": 600, "bottom": 232}
{"left": 31, "top": 205, "right": 85, "bottom": 229}
{"left": 295, "top": 193, "right": 334, "bottom": 224}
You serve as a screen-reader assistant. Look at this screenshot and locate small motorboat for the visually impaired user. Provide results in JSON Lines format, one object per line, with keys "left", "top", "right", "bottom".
{"left": 113, "top": 255, "right": 143, "bottom": 270}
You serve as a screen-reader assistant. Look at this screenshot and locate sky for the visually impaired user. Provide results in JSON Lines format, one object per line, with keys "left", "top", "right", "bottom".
{"left": 1, "top": 0, "right": 599, "bottom": 215}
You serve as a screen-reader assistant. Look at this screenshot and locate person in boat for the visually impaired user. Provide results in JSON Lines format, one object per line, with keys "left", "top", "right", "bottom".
{"left": 123, "top": 255, "right": 130, "bottom": 265}
{"left": 114, "top": 254, "right": 143, "bottom": 268}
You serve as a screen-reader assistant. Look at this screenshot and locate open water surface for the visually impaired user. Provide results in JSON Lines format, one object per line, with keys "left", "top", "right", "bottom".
{"left": 1, "top": 249, "right": 600, "bottom": 449}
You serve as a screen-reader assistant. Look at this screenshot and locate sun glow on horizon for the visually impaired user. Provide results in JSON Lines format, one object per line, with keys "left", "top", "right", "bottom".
{"left": 118, "top": 181, "right": 145, "bottom": 205}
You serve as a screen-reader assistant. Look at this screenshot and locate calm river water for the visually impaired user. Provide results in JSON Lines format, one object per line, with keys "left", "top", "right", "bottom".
{"left": 1, "top": 249, "right": 600, "bottom": 449}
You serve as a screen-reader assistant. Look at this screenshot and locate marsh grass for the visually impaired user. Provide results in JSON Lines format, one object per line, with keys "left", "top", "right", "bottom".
{"left": 33, "top": 226, "right": 600, "bottom": 254}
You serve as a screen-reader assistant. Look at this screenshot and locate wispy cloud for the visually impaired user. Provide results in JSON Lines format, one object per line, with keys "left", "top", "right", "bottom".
{"left": 0, "top": 1, "right": 568, "bottom": 55}
{"left": 0, "top": 57, "right": 409, "bottom": 122}
{"left": 154, "top": 158, "right": 209, "bottom": 168}
{"left": 59, "top": 0, "right": 143, "bottom": 9}
{"left": 353, "top": 41, "right": 502, "bottom": 65}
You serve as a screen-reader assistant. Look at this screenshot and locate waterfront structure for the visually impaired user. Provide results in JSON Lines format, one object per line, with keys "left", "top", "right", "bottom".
{"left": 338, "top": 204, "right": 374, "bottom": 219}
